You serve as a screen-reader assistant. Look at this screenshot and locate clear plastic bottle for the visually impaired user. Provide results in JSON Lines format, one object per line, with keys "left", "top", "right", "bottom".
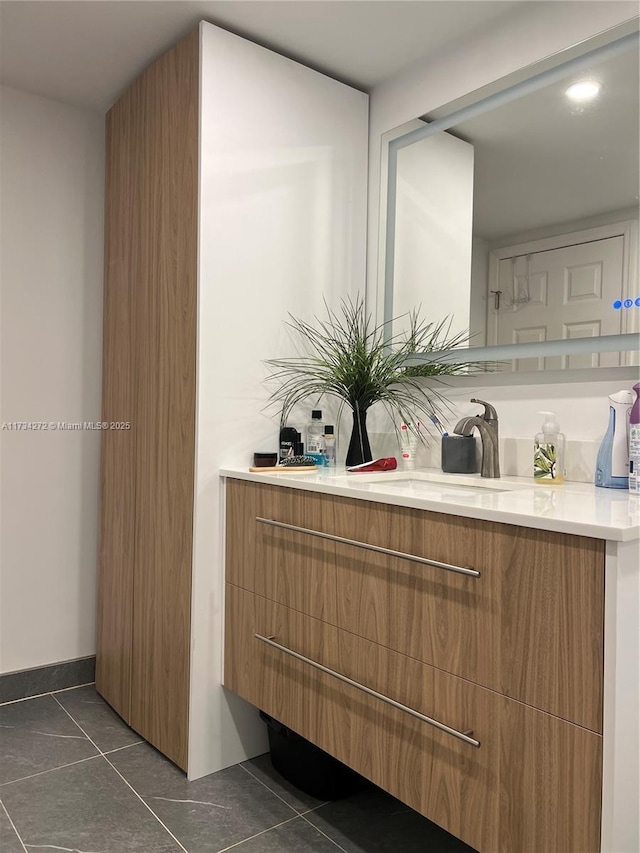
{"left": 324, "top": 425, "right": 336, "bottom": 466}
{"left": 306, "top": 410, "right": 326, "bottom": 464}
{"left": 534, "top": 411, "right": 565, "bottom": 484}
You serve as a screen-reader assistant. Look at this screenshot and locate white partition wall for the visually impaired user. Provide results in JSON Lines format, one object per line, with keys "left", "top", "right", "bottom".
{"left": 394, "top": 132, "right": 474, "bottom": 339}
{"left": 188, "top": 22, "right": 368, "bottom": 779}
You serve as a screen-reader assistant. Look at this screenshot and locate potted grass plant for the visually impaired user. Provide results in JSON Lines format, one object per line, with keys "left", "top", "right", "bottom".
{"left": 266, "top": 296, "right": 480, "bottom": 467}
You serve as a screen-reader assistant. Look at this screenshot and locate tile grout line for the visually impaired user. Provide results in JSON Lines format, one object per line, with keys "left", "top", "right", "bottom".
{"left": 215, "top": 814, "right": 301, "bottom": 853}
{"left": 238, "top": 763, "right": 300, "bottom": 815}
{"left": 103, "top": 740, "right": 145, "bottom": 755}
{"left": 1, "top": 694, "right": 141, "bottom": 786}
{"left": 238, "top": 763, "right": 334, "bottom": 818}
{"left": 0, "top": 798, "right": 28, "bottom": 852}
{"left": 238, "top": 764, "right": 347, "bottom": 852}
{"left": 51, "top": 694, "right": 106, "bottom": 755}
{"left": 51, "top": 695, "right": 189, "bottom": 853}
{"left": 298, "top": 802, "right": 332, "bottom": 816}
{"left": 43, "top": 686, "right": 143, "bottom": 757}
{"left": 0, "top": 683, "right": 95, "bottom": 707}
{"left": 0, "top": 754, "right": 102, "bottom": 789}
{"left": 298, "top": 811, "right": 350, "bottom": 853}
{"left": 50, "top": 682, "right": 96, "bottom": 696}
{"left": 100, "top": 757, "right": 190, "bottom": 853}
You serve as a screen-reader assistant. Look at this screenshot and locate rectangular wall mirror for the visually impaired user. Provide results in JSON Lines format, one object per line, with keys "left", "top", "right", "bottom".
{"left": 382, "top": 22, "right": 640, "bottom": 372}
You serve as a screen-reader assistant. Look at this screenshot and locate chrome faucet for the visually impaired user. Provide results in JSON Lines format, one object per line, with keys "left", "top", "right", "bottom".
{"left": 454, "top": 399, "right": 500, "bottom": 478}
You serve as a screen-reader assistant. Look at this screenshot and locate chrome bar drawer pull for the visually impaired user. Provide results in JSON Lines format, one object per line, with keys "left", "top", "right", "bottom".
{"left": 255, "top": 517, "right": 480, "bottom": 578}
{"left": 255, "top": 633, "right": 481, "bottom": 749}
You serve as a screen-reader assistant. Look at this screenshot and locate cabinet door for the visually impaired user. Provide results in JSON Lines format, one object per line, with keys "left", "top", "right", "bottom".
{"left": 98, "top": 28, "right": 199, "bottom": 771}
{"left": 95, "top": 85, "right": 143, "bottom": 722}
{"left": 129, "top": 29, "right": 199, "bottom": 771}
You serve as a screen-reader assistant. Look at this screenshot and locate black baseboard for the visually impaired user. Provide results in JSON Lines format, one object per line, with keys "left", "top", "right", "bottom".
{"left": 0, "top": 656, "right": 96, "bottom": 703}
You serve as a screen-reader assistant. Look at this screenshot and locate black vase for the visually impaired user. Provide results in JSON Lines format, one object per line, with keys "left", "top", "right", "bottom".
{"left": 345, "top": 407, "right": 372, "bottom": 467}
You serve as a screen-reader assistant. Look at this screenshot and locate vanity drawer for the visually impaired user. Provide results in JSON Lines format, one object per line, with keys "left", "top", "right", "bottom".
{"left": 224, "top": 583, "right": 497, "bottom": 851}
{"left": 226, "top": 480, "right": 605, "bottom": 731}
{"left": 226, "top": 479, "right": 338, "bottom": 624}
{"left": 224, "top": 584, "right": 602, "bottom": 853}
{"left": 334, "top": 502, "right": 604, "bottom": 732}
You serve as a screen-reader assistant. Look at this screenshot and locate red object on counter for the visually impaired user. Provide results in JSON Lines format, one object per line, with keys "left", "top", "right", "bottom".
{"left": 346, "top": 457, "right": 398, "bottom": 473}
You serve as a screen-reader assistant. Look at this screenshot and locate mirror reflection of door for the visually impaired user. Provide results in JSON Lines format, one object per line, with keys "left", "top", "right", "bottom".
{"left": 487, "top": 224, "right": 635, "bottom": 370}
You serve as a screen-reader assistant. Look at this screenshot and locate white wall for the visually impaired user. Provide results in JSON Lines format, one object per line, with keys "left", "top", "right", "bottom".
{"left": 369, "top": 370, "right": 640, "bottom": 483}
{"left": 0, "top": 86, "right": 104, "bottom": 674}
{"left": 367, "top": 2, "right": 639, "bottom": 466}
{"left": 189, "top": 22, "right": 368, "bottom": 779}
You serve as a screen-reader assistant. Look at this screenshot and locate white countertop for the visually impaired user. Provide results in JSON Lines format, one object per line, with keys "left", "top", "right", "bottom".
{"left": 220, "top": 466, "right": 640, "bottom": 542}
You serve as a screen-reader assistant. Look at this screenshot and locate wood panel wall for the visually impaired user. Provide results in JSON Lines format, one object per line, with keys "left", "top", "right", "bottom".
{"left": 96, "top": 28, "right": 199, "bottom": 770}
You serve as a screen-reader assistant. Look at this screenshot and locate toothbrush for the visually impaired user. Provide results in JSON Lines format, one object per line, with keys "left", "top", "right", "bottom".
{"left": 428, "top": 414, "right": 448, "bottom": 437}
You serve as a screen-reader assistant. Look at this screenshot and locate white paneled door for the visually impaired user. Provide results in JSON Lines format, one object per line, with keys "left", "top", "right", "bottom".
{"left": 490, "top": 235, "right": 625, "bottom": 371}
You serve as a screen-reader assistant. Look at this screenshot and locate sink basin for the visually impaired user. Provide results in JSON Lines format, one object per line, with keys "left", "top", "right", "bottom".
{"left": 334, "top": 471, "right": 530, "bottom": 496}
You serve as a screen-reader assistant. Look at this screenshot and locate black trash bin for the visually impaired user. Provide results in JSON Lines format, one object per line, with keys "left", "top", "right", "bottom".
{"left": 260, "top": 711, "right": 366, "bottom": 800}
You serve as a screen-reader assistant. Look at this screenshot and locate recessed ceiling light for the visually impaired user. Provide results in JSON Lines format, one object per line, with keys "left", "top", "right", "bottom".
{"left": 565, "top": 81, "right": 602, "bottom": 102}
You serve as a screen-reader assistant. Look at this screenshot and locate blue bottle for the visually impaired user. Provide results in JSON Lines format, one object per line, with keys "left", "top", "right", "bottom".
{"left": 595, "top": 390, "right": 634, "bottom": 489}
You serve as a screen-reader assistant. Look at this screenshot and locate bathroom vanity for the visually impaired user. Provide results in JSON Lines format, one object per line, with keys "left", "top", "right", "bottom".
{"left": 221, "top": 468, "right": 639, "bottom": 853}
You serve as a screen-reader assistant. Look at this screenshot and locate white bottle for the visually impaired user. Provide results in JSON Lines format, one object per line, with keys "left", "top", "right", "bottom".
{"left": 534, "top": 412, "right": 565, "bottom": 484}
{"left": 400, "top": 422, "right": 420, "bottom": 470}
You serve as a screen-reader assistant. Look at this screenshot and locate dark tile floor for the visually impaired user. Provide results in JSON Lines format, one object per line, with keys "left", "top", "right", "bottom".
{"left": 0, "top": 685, "right": 476, "bottom": 852}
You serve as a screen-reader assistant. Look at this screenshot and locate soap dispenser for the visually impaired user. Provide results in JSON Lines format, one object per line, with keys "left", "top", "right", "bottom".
{"left": 534, "top": 412, "right": 565, "bottom": 484}
{"left": 595, "top": 390, "right": 634, "bottom": 489}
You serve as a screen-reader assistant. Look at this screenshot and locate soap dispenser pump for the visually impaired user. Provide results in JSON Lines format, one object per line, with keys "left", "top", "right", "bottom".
{"left": 595, "top": 390, "right": 634, "bottom": 489}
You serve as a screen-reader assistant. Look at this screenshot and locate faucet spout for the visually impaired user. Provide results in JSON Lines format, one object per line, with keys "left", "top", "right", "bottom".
{"left": 454, "top": 416, "right": 500, "bottom": 478}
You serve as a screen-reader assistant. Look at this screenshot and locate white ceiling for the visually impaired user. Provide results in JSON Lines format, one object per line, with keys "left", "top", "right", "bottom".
{"left": 0, "top": 0, "right": 522, "bottom": 111}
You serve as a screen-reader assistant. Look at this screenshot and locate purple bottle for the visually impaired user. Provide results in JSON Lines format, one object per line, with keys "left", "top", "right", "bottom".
{"left": 629, "top": 383, "right": 640, "bottom": 494}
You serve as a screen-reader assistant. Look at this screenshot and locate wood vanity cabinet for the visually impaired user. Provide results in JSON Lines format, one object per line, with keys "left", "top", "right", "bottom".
{"left": 224, "top": 478, "right": 605, "bottom": 853}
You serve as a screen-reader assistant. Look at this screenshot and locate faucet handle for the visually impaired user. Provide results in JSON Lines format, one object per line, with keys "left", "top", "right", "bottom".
{"left": 470, "top": 398, "right": 498, "bottom": 422}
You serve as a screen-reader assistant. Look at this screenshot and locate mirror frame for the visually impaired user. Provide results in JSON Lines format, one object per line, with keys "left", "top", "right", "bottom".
{"left": 382, "top": 26, "right": 640, "bottom": 366}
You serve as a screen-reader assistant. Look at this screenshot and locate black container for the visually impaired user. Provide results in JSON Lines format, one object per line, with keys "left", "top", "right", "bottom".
{"left": 260, "top": 711, "right": 366, "bottom": 800}
{"left": 253, "top": 452, "right": 278, "bottom": 467}
{"left": 441, "top": 435, "right": 477, "bottom": 474}
{"left": 279, "top": 427, "right": 299, "bottom": 462}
